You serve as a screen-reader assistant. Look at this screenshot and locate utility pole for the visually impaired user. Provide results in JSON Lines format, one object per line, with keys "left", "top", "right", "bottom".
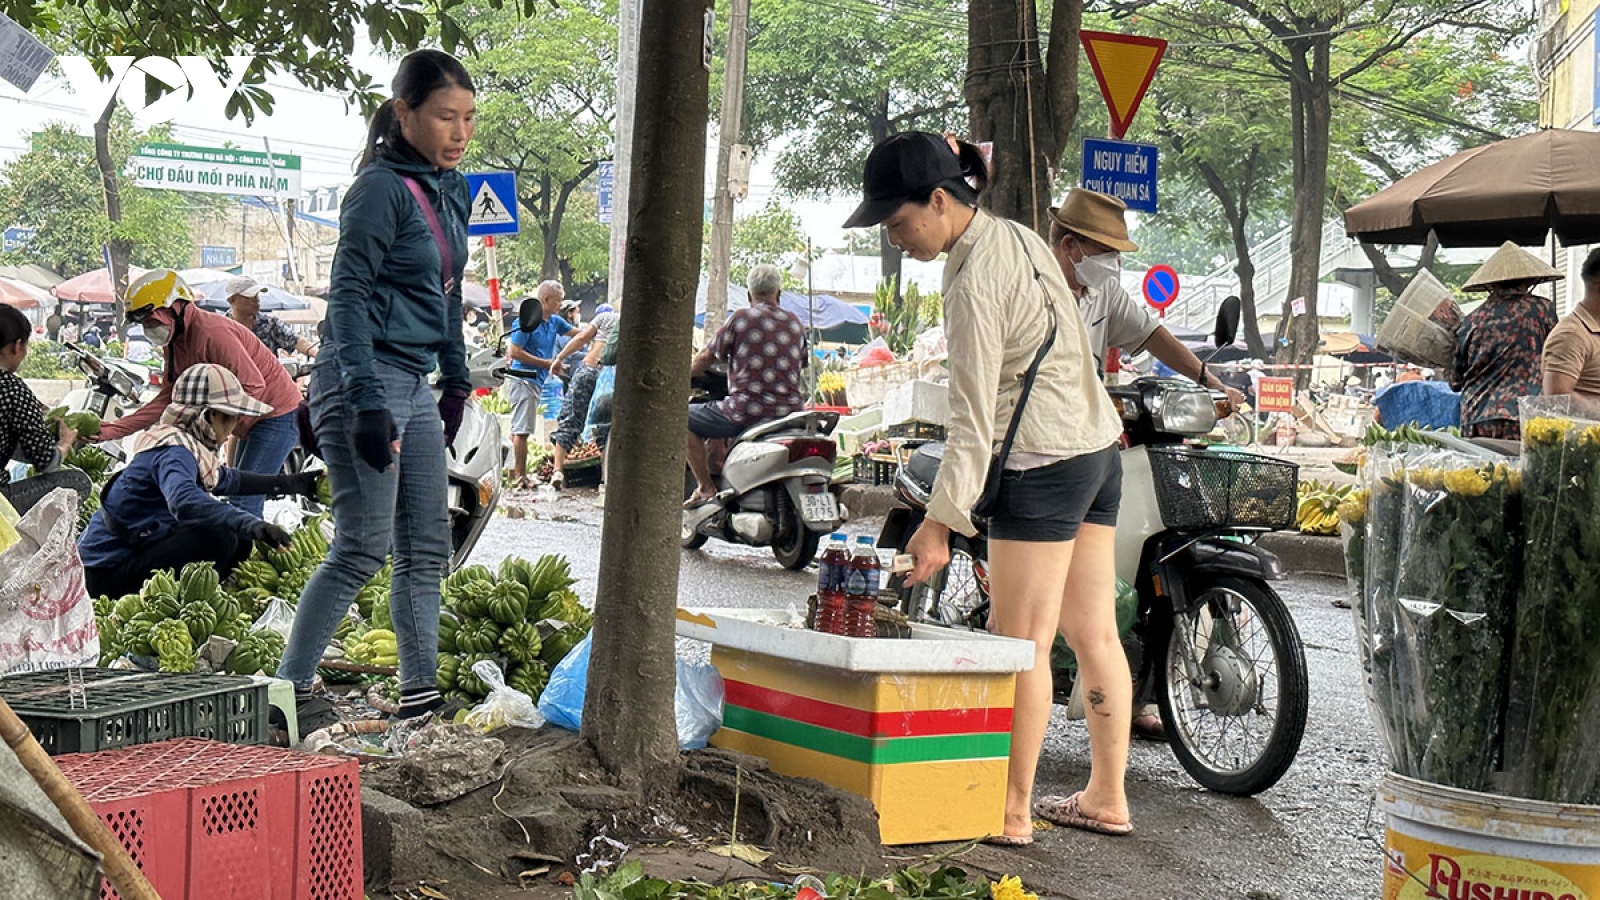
{"left": 606, "top": 0, "right": 640, "bottom": 309}
{"left": 703, "top": 0, "right": 750, "bottom": 336}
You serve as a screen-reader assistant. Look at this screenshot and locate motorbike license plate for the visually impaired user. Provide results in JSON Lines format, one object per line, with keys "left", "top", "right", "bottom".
{"left": 800, "top": 493, "right": 839, "bottom": 523}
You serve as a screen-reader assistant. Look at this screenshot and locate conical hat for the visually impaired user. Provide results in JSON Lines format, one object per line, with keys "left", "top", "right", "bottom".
{"left": 1462, "top": 241, "right": 1563, "bottom": 292}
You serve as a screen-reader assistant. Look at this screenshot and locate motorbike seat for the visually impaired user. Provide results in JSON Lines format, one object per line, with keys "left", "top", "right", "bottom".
{"left": 902, "top": 442, "right": 945, "bottom": 494}
{"left": 733, "top": 409, "right": 839, "bottom": 445}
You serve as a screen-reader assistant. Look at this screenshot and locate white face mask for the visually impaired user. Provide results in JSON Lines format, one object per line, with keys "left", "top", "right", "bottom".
{"left": 1073, "top": 251, "right": 1121, "bottom": 290}
{"left": 144, "top": 324, "right": 172, "bottom": 347}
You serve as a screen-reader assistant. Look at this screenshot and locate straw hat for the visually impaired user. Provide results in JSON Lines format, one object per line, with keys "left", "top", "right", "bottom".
{"left": 1461, "top": 241, "right": 1563, "bottom": 292}
{"left": 1048, "top": 188, "right": 1139, "bottom": 252}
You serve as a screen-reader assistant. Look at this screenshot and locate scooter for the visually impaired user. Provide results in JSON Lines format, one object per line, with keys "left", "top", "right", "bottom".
{"left": 283, "top": 345, "right": 504, "bottom": 571}
{"left": 681, "top": 370, "right": 845, "bottom": 570}
{"left": 878, "top": 377, "right": 1309, "bottom": 796}
{"left": 56, "top": 341, "right": 156, "bottom": 461}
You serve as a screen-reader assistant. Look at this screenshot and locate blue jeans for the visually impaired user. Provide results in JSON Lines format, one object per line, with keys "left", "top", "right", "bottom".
{"left": 277, "top": 352, "right": 449, "bottom": 693}
{"left": 230, "top": 410, "right": 300, "bottom": 518}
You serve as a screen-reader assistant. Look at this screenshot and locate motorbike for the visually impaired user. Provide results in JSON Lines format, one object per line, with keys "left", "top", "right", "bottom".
{"left": 283, "top": 345, "right": 504, "bottom": 571}
{"left": 681, "top": 370, "right": 845, "bottom": 570}
{"left": 878, "top": 376, "right": 1309, "bottom": 796}
{"left": 56, "top": 341, "right": 155, "bottom": 460}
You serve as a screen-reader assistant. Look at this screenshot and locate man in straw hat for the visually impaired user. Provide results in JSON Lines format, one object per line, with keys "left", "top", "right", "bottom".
{"left": 1450, "top": 241, "right": 1561, "bottom": 440}
{"left": 1047, "top": 188, "right": 1245, "bottom": 411}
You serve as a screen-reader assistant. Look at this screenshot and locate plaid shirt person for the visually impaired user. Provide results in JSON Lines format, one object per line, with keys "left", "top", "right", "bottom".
{"left": 250, "top": 312, "right": 302, "bottom": 355}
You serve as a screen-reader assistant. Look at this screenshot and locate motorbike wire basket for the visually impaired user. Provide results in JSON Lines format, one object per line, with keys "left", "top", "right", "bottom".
{"left": 1146, "top": 445, "right": 1299, "bottom": 532}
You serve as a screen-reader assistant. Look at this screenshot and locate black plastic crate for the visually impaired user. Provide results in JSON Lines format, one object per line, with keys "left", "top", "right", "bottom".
{"left": 0, "top": 669, "right": 270, "bottom": 754}
{"left": 886, "top": 421, "right": 946, "bottom": 441}
{"left": 1146, "top": 445, "right": 1299, "bottom": 531}
{"left": 853, "top": 455, "right": 898, "bottom": 486}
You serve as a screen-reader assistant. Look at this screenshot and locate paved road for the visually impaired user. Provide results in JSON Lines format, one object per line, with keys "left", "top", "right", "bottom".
{"left": 468, "top": 490, "right": 1387, "bottom": 899}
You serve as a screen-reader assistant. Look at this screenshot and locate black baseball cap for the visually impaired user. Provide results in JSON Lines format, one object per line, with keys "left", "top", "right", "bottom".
{"left": 843, "top": 131, "right": 965, "bottom": 229}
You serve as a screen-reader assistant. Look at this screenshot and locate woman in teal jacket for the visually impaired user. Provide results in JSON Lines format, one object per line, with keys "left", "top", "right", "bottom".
{"left": 277, "top": 49, "right": 475, "bottom": 731}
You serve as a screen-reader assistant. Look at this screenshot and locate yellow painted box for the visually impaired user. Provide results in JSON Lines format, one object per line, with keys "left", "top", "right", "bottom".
{"left": 677, "top": 607, "right": 1033, "bottom": 846}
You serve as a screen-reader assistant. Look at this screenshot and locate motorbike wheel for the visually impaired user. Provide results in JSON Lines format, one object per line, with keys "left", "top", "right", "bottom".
{"left": 771, "top": 498, "right": 820, "bottom": 570}
{"left": 896, "top": 536, "right": 989, "bottom": 629}
{"left": 681, "top": 466, "right": 709, "bottom": 550}
{"left": 1155, "top": 574, "right": 1308, "bottom": 796}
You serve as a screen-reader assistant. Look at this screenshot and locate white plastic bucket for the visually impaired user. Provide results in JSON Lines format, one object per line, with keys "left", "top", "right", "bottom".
{"left": 1378, "top": 773, "right": 1600, "bottom": 899}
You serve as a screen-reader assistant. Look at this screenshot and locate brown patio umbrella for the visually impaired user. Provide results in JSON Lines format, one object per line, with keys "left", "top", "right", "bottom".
{"left": 1343, "top": 129, "right": 1600, "bottom": 247}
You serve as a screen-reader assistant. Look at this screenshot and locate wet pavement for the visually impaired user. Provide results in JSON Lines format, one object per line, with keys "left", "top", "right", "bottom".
{"left": 467, "top": 488, "right": 1387, "bottom": 899}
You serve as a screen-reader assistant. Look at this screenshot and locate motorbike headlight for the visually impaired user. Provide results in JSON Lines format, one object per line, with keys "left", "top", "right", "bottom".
{"left": 1153, "top": 384, "right": 1218, "bottom": 435}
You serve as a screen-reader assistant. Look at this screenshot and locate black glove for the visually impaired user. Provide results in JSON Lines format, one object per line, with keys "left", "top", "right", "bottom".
{"left": 231, "top": 469, "right": 322, "bottom": 498}
{"left": 438, "top": 389, "right": 469, "bottom": 446}
{"left": 352, "top": 408, "right": 397, "bottom": 472}
{"left": 248, "top": 520, "right": 292, "bottom": 548}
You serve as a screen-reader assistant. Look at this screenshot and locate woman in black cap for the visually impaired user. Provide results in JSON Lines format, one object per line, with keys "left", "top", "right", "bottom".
{"left": 847, "top": 132, "right": 1133, "bottom": 844}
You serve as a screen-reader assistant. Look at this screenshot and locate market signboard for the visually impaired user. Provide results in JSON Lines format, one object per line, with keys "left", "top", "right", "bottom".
{"left": 128, "top": 142, "right": 301, "bottom": 199}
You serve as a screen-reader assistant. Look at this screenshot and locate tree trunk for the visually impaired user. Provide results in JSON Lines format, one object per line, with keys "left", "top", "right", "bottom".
{"left": 966, "top": 0, "right": 1051, "bottom": 234}
{"left": 545, "top": 164, "right": 599, "bottom": 283}
{"left": 1279, "top": 40, "right": 1332, "bottom": 388}
{"left": 581, "top": 0, "right": 711, "bottom": 788}
{"left": 93, "top": 107, "right": 132, "bottom": 343}
{"left": 866, "top": 111, "right": 904, "bottom": 298}
{"left": 1360, "top": 232, "right": 1440, "bottom": 298}
{"left": 1192, "top": 150, "right": 1267, "bottom": 358}
{"left": 1043, "top": 0, "right": 1082, "bottom": 163}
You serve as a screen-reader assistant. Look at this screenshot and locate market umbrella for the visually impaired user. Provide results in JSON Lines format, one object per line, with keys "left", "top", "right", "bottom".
{"left": 0, "top": 264, "right": 64, "bottom": 290}
{"left": 189, "top": 276, "right": 309, "bottom": 313}
{"left": 0, "top": 276, "right": 51, "bottom": 310}
{"left": 51, "top": 267, "right": 149, "bottom": 305}
{"left": 1344, "top": 129, "right": 1600, "bottom": 247}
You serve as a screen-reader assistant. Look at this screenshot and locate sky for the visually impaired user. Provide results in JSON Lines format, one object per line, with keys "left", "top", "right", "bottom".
{"left": 0, "top": 37, "right": 863, "bottom": 250}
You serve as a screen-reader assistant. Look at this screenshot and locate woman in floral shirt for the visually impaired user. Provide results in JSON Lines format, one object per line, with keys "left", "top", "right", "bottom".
{"left": 0, "top": 306, "right": 89, "bottom": 514}
{"left": 1452, "top": 242, "right": 1561, "bottom": 440}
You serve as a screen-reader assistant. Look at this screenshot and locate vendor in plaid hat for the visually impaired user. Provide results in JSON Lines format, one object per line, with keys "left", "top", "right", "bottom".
{"left": 78, "top": 363, "right": 323, "bottom": 599}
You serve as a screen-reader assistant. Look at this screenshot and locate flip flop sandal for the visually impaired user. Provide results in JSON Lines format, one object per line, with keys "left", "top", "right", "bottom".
{"left": 1132, "top": 712, "right": 1168, "bottom": 742}
{"left": 1034, "top": 792, "right": 1134, "bottom": 837}
{"left": 981, "top": 832, "right": 1035, "bottom": 847}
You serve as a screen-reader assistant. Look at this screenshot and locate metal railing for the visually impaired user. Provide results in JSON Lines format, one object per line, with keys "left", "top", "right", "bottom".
{"left": 1164, "top": 219, "right": 1356, "bottom": 334}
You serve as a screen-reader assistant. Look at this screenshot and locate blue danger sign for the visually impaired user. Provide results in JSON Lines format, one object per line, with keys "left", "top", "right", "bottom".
{"left": 1081, "top": 137, "right": 1158, "bottom": 213}
{"left": 1143, "top": 264, "right": 1180, "bottom": 310}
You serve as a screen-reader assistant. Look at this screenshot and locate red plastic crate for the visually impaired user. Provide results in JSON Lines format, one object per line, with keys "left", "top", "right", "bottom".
{"left": 54, "top": 738, "right": 362, "bottom": 900}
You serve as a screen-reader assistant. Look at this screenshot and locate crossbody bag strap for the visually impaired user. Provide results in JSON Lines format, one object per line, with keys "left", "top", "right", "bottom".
{"left": 400, "top": 175, "right": 456, "bottom": 293}
{"left": 991, "top": 220, "right": 1059, "bottom": 470}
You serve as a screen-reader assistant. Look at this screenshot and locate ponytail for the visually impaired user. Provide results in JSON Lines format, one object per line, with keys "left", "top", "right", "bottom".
{"left": 907, "top": 136, "right": 988, "bottom": 209}
{"left": 358, "top": 100, "right": 404, "bottom": 171}
{"left": 951, "top": 139, "right": 990, "bottom": 198}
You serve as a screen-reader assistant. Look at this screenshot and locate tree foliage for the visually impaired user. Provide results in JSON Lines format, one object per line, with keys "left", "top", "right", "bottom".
{"left": 452, "top": 0, "right": 617, "bottom": 282}
{"left": 741, "top": 0, "right": 965, "bottom": 287}
{"left": 1111, "top": 0, "right": 1532, "bottom": 376}
{"left": 702, "top": 199, "right": 807, "bottom": 288}
{"left": 0, "top": 118, "right": 199, "bottom": 275}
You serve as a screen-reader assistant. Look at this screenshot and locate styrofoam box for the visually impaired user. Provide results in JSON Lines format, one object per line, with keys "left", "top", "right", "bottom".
{"left": 882, "top": 380, "right": 949, "bottom": 427}
{"left": 675, "top": 607, "right": 1034, "bottom": 673}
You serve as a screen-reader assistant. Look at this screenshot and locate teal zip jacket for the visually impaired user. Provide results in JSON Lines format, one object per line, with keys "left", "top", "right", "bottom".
{"left": 326, "top": 148, "right": 471, "bottom": 411}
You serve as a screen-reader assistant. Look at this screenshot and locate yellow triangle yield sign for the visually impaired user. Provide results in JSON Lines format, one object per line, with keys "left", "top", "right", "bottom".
{"left": 1079, "top": 30, "right": 1167, "bottom": 140}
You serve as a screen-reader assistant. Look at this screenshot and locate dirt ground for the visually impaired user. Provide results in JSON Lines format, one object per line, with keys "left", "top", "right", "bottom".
{"left": 363, "top": 725, "right": 906, "bottom": 900}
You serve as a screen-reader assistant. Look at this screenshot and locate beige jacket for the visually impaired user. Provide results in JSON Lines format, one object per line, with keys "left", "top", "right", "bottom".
{"left": 926, "top": 211, "right": 1123, "bottom": 537}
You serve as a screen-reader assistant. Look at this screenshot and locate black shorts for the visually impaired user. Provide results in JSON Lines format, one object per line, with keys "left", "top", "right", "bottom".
{"left": 688, "top": 402, "right": 745, "bottom": 439}
{"left": 988, "top": 443, "right": 1122, "bottom": 542}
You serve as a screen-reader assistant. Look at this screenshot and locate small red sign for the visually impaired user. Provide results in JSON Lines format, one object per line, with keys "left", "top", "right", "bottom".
{"left": 1257, "top": 376, "right": 1296, "bottom": 414}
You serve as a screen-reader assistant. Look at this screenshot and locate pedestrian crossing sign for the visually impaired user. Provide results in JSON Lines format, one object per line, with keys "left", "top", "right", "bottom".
{"left": 464, "top": 171, "right": 519, "bottom": 236}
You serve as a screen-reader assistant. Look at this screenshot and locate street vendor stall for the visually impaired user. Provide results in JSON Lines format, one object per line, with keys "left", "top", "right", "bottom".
{"left": 1338, "top": 397, "right": 1600, "bottom": 896}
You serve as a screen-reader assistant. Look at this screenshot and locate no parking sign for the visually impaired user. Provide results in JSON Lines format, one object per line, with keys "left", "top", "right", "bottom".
{"left": 1142, "top": 265, "right": 1179, "bottom": 316}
